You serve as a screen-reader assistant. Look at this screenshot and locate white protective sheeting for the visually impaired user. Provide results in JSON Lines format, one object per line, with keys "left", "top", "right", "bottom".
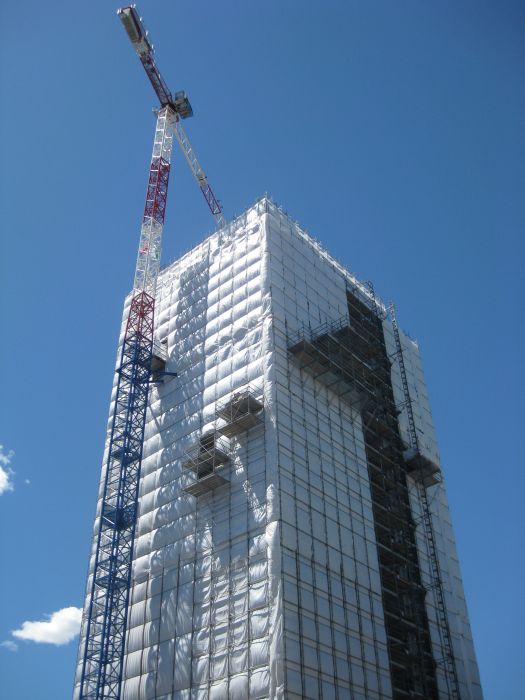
{"left": 74, "top": 196, "right": 482, "bottom": 700}
{"left": 75, "top": 200, "right": 281, "bottom": 700}
{"left": 266, "top": 208, "right": 391, "bottom": 699}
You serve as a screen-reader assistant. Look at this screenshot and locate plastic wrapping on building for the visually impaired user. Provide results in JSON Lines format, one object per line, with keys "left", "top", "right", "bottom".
{"left": 74, "top": 197, "right": 483, "bottom": 700}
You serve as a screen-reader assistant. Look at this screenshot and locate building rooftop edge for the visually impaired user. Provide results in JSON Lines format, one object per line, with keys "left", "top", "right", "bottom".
{"left": 158, "top": 194, "right": 391, "bottom": 319}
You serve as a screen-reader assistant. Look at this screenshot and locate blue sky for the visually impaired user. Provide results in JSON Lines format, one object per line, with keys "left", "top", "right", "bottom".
{"left": 1, "top": 1, "right": 523, "bottom": 698}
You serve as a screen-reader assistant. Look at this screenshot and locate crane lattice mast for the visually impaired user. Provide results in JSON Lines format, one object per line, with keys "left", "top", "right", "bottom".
{"left": 79, "top": 7, "right": 224, "bottom": 699}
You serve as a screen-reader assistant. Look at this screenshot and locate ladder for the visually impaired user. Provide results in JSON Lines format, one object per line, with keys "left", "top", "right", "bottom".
{"left": 389, "top": 302, "right": 460, "bottom": 699}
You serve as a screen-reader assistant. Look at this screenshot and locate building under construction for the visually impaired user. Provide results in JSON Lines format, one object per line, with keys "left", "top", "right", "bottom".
{"left": 74, "top": 196, "right": 483, "bottom": 699}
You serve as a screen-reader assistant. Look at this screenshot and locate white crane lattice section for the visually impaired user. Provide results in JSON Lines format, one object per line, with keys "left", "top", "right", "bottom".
{"left": 134, "top": 106, "right": 176, "bottom": 297}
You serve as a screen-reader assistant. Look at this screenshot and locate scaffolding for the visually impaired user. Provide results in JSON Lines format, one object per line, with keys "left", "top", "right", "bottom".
{"left": 289, "top": 289, "right": 442, "bottom": 699}
{"left": 389, "top": 302, "right": 460, "bottom": 698}
{"left": 182, "top": 391, "right": 264, "bottom": 497}
{"left": 182, "top": 432, "right": 230, "bottom": 497}
{"left": 216, "top": 389, "right": 264, "bottom": 438}
{"left": 151, "top": 340, "right": 167, "bottom": 375}
{"left": 288, "top": 318, "right": 369, "bottom": 411}
{"left": 150, "top": 339, "right": 177, "bottom": 384}
{"left": 404, "top": 447, "right": 441, "bottom": 488}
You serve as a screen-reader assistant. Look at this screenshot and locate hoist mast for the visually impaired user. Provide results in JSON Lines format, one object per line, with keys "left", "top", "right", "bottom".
{"left": 78, "top": 7, "right": 224, "bottom": 699}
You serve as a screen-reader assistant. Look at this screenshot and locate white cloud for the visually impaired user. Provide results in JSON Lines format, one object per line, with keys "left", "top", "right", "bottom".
{"left": 0, "top": 640, "right": 18, "bottom": 652}
{"left": 0, "top": 445, "right": 15, "bottom": 494}
{"left": 12, "top": 607, "right": 82, "bottom": 646}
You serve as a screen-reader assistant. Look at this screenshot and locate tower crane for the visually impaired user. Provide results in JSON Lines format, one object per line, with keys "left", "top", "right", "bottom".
{"left": 79, "top": 7, "right": 225, "bottom": 699}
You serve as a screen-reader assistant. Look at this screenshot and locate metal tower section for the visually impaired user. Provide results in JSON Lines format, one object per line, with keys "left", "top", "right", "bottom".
{"left": 389, "top": 302, "right": 460, "bottom": 699}
{"left": 79, "top": 6, "right": 224, "bottom": 698}
{"left": 135, "top": 107, "right": 175, "bottom": 295}
{"left": 79, "top": 103, "right": 176, "bottom": 700}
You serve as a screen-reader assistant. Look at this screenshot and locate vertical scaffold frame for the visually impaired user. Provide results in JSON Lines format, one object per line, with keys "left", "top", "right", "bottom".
{"left": 288, "top": 285, "right": 442, "bottom": 698}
